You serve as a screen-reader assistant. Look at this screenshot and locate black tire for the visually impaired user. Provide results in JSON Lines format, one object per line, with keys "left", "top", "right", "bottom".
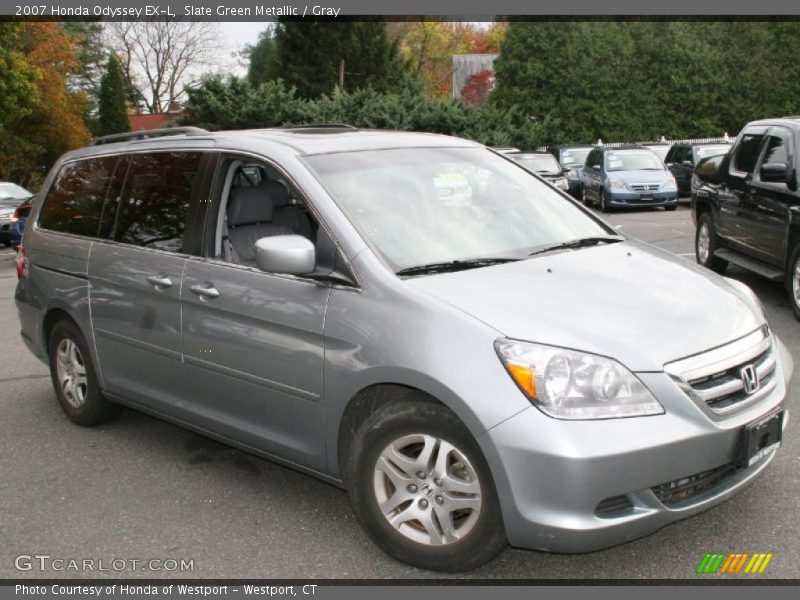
{"left": 786, "top": 245, "right": 800, "bottom": 320}
{"left": 345, "top": 398, "right": 506, "bottom": 572}
{"left": 600, "top": 191, "right": 611, "bottom": 213}
{"left": 664, "top": 205, "right": 677, "bottom": 212}
{"left": 581, "top": 186, "right": 592, "bottom": 207}
{"left": 48, "top": 320, "right": 121, "bottom": 426}
{"left": 695, "top": 213, "right": 728, "bottom": 274}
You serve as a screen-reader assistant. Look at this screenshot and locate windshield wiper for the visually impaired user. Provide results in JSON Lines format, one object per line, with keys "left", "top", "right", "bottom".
{"left": 528, "top": 236, "right": 624, "bottom": 257}
{"left": 396, "top": 257, "right": 520, "bottom": 277}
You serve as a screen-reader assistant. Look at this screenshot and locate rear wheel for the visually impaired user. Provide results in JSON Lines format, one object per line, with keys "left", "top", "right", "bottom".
{"left": 345, "top": 398, "right": 506, "bottom": 572}
{"left": 48, "top": 320, "right": 121, "bottom": 426}
{"left": 695, "top": 213, "right": 728, "bottom": 274}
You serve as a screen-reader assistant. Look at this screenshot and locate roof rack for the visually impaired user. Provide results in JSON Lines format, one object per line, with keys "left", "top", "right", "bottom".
{"left": 278, "top": 124, "right": 356, "bottom": 129}
{"left": 89, "top": 126, "right": 209, "bottom": 146}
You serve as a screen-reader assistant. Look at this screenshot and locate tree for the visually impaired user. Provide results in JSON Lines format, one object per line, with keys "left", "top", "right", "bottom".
{"left": 389, "top": 22, "right": 507, "bottom": 97}
{"left": 461, "top": 69, "right": 495, "bottom": 106}
{"left": 247, "top": 27, "right": 277, "bottom": 85}
{"left": 1, "top": 22, "right": 89, "bottom": 184}
{"left": 271, "top": 20, "right": 405, "bottom": 99}
{"left": 97, "top": 54, "right": 131, "bottom": 136}
{"left": 61, "top": 22, "right": 106, "bottom": 120}
{"left": 105, "top": 21, "right": 223, "bottom": 113}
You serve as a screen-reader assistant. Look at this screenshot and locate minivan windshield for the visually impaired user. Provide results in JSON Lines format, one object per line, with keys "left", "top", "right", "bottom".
{"left": 558, "top": 148, "right": 591, "bottom": 168}
{"left": 509, "top": 153, "right": 562, "bottom": 175}
{"left": 305, "top": 147, "right": 612, "bottom": 273}
{"left": 605, "top": 150, "right": 664, "bottom": 172}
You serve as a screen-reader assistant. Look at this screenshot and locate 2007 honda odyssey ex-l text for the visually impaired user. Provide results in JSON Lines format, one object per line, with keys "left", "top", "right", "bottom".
{"left": 15, "top": 126, "right": 793, "bottom": 571}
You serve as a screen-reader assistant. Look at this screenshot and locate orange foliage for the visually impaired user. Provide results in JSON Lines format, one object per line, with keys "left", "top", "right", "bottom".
{"left": 389, "top": 22, "right": 507, "bottom": 97}
{"left": 15, "top": 22, "right": 90, "bottom": 164}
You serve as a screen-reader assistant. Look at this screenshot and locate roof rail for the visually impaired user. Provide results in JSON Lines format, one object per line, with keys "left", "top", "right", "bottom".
{"left": 89, "top": 126, "right": 209, "bottom": 146}
{"left": 277, "top": 123, "right": 357, "bottom": 130}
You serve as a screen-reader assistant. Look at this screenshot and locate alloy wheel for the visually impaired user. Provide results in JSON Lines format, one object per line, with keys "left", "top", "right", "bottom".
{"left": 55, "top": 338, "right": 88, "bottom": 409}
{"left": 792, "top": 257, "right": 800, "bottom": 309}
{"left": 372, "top": 433, "right": 482, "bottom": 546}
{"left": 697, "top": 223, "right": 711, "bottom": 264}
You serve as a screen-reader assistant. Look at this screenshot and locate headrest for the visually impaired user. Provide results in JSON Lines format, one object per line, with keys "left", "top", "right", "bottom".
{"left": 262, "top": 179, "right": 290, "bottom": 207}
{"left": 227, "top": 184, "right": 274, "bottom": 226}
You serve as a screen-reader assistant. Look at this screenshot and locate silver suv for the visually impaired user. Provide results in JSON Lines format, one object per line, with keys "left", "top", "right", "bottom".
{"left": 15, "top": 126, "right": 793, "bottom": 571}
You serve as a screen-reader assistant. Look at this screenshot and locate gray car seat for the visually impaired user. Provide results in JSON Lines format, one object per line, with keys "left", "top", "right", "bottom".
{"left": 225, "top": 182, "right": 292, "bottom": 267}
{"left": 265, "top": 180, "right": 314, "bottom": 240}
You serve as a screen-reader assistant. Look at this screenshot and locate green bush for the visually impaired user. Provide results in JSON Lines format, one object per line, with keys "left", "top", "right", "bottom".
{"left": 181, "top": 75, "right": 555, "bottom": 150}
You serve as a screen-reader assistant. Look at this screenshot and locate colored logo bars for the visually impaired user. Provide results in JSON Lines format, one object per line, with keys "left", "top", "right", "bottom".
{"left": 696, "top": 552, "right": 774, "bottom": 574}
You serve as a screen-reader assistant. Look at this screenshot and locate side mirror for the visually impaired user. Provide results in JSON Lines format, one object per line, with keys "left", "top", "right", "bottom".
{"left": 682, "top": 160, "right": 693, "bottom": 167}
{"left": 255, "top": 235, "right": 315, "bottom": 275}
{"left": 665, "top": 162, "right": 673, "bottom": 168}
{"left": 592, "top": 164, "right": 601, "bottom": 170}
{"left": 760, "top": 163, "right": 790, "bottom": 184}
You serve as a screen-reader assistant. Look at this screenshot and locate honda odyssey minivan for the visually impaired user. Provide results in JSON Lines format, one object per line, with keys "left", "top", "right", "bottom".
{"left": 16, "top": 126, "right": 793, "bottom": 572}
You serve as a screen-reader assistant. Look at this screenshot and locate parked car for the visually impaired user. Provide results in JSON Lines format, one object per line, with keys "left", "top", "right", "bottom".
{"left": 0, "top": 182, "right": 33, "bottom": 247}
{"left": 507, "top": 152, "right": 569, "bottom": 191}
{"left": 9, "top": 197, "right": 33, "bottom": 249}
{"left": 692, "top": 117, "right": 800, "bottom": 318}
{"left": 665, "top": 142, "right": 731, "bottom": 196}
{"left": 581, "top": 145, "right": 679, "bottom": 211}
{"left": 548, "top": 144, "right": 594, "bottom": 199}
{"left": 17, "top": 126, "right": 791, "bottom": 572}
{"left": 641, "top": 142, "right": 672, "bottom": 162}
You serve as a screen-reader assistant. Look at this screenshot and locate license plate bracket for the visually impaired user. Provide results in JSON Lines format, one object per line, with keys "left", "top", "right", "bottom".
{"left": 740, "top": 410, "right": 783, "bottom": 468}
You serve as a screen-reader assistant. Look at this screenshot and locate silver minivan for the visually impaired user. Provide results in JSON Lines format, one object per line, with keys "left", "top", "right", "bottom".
{"left": 16, "top": 126, "right": 793, "bottom": 571}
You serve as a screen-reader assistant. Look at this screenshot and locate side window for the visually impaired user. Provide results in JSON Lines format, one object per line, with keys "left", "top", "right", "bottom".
{"left": 761, "top": 134, "right": 789, "bottom": 167}
{"left": 686, "top": 148, "right": 695, "bottom": 164}
{"left": 215, "top": 160, "right": 319, "bottom": 268}
{"left": 732, "top": 134, "right": 766, "bottom": 176}
{"left": 113, "top": 151, "right": 202, "bottom": 252}
{"left": 39, "top": 156, "right": 121, "bottom": 237}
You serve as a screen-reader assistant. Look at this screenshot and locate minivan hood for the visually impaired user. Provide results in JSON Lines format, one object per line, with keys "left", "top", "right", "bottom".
{"left": 407, "top": 241, "right": 763, "bottom": 372}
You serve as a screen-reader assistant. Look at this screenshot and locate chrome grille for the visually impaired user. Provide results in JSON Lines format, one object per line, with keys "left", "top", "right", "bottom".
{"left": 629, "top": 183, "right": 661, "bottom": 192}
{"left": 664, "top": 327, "right": 776, "bottom": 416}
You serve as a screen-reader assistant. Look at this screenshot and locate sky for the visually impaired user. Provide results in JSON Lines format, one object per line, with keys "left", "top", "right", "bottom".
{"left": 219, "top": 22, "right": 269, "bottom": 74}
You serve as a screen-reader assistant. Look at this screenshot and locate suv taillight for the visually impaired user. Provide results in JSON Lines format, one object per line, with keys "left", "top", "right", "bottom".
{"left": 16, "top": 244, "right": 28, "bottom": 280}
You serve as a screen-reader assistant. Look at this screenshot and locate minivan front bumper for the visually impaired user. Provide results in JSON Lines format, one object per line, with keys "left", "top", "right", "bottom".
{"left": 479, "top": 340, "right": 791, "bottom": 553}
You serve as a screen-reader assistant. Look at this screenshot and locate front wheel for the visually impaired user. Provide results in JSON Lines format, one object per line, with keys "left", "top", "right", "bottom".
{"left": 600, "top": 191, "right": 611, "bottom": 213}
{"left": 581, "top": 186, "right": 592, "bottom": 207}
{"left": 787, "top": 246, "right": 800, "bottom": 320}
{"left": 664, "top": 205, "right": 677, "bottom": 212}
{"left": 695, "top": 213, "right": 728, "bottom": 274}
{"left": 345, "top": 398, "right": 506, "bottom": 572}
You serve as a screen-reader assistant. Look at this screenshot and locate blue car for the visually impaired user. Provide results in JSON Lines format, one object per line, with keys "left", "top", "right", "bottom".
{"left": 581, "top": 145, "right": 679, "bottom": 212}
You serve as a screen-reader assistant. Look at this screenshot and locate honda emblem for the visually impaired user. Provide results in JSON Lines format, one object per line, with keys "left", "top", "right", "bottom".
{"left": 741, "top": 364, "right": 760, "bottom": 395}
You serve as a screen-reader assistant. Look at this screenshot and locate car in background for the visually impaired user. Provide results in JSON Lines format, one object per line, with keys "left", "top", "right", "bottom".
{"left": 666, "top": 142, "right": 731, "bottom": 197}
{"left": 0, "top": 183, "right": 33, "bottom": 247}
{"left": 508, "top": 152, "right": 569, "bottom": 191}
{"left": 692, "top": 117, "right": 800, "bottom": 318}
{"left": 641, "top": 143, "right": 672, "bottom": 162}
{"left": 548, "top": 144, "right": 594, "bottom": 199}
{"left": 9, "top": 198, "right": 33, "bottom": 249}
{"left": 581, "top": 145, "right": 679, "bottom": 212}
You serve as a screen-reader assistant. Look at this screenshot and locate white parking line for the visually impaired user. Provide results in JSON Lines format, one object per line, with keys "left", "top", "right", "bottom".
{"left": 677, "top": 253, "right": 695, "bottom": 256}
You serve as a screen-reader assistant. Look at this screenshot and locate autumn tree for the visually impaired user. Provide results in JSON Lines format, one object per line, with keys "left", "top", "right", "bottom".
{"left": 105, "top": 21, "right": 223, "bottom": 113}
{"left": 0, "top": 23, "right": 89, "bottom": 185}
{"left": 97, "top": 54, "right": 131, "bottom": 136}
{"left": 389, "top": 22, "right": 507, "bottom": 97}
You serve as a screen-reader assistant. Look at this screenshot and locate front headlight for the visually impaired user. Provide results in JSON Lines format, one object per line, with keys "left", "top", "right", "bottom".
{"left": 607, "top": 178, "right": 625, "bottom": 190}
{"left": 662, "top": 176, "right": 677, "bottom": 189}
{"left": 554, "top": 177, "right": 569, "bottom": 190}
{"left": 495, "top": 339, "right": 664, "bottom": 420}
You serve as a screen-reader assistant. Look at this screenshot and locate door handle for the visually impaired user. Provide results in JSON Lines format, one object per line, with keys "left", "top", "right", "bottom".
{"left": 146, "top": 274, "right": 173, "bottom": 289}
{"left": 189, "top": 283, "right": 220, "bottom": 300}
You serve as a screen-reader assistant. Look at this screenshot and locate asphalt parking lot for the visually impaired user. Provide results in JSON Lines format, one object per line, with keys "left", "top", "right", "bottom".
{"left": 1, "top": 204, "right": 798, "bottom": 580}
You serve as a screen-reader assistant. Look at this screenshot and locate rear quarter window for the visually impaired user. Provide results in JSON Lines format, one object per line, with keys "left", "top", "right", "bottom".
{"left": 38, "top": 156, "right": 121, "bottom": 237}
